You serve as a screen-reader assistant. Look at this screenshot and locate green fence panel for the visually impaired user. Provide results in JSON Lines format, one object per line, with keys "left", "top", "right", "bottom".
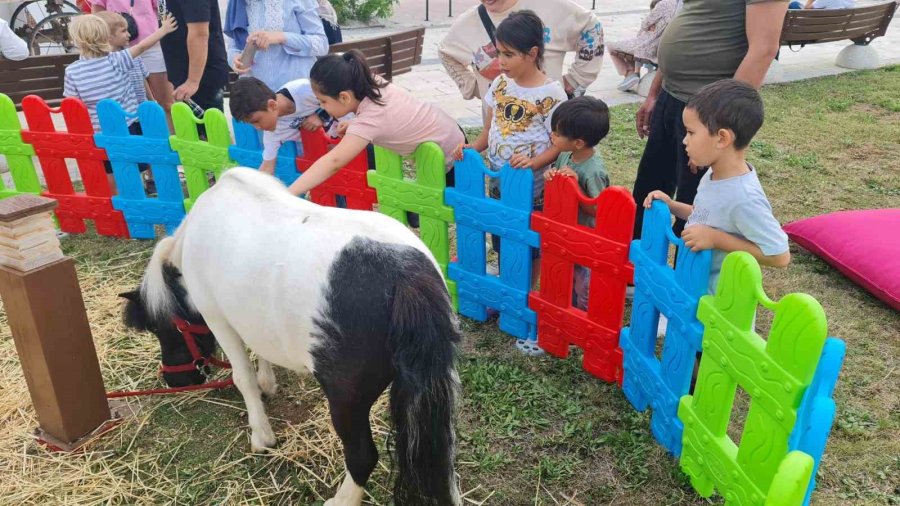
{"left": 367, "top": 143, "right": 457, "bottom": 308}
{"left": 0, "top": 93, "right": 41, "bottom": 199}
{"left": 678, "top": 251, "right": 828, "bottom": 505}
{"left": 169, "top": 102, "right": 235, "bottom": 212}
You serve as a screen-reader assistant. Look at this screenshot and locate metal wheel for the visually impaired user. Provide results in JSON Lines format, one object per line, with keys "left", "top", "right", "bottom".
{"left": 10, "top": 0, "right": 80, "bottom": 49}
{"left": 27, "top": 11, "right": 78, "bottom": 56}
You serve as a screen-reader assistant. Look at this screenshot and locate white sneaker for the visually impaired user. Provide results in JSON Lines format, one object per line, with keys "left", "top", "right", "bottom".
{"left": 617, "top": 73, "right": 641, "bottom": 92}
{"left": 626, "top": 286, "right": 635, "bottom": 300}
{"left": 55, "top": 230, "right": 69, "bottom": 240}
{"left": 486, "top": 261, "right": 499, "bottom": 276}
{"left": 657, "top": 315, "right": 668, "bottom": 337}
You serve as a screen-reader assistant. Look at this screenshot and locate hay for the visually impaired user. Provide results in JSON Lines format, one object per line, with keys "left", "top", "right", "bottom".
{"left": 0, "top": 236, "right": 401, "bottom": 504}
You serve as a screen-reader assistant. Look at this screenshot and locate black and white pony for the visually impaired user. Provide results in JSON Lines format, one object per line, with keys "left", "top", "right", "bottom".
{"left": 121, "top": 168, "right": 461, "bottom": 506}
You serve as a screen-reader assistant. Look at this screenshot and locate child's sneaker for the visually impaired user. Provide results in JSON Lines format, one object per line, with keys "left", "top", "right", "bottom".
{"left": 515, "top": 339, "right": 544, "bottom": 356}
{"left": 55, "top": 230, "right": 69, "bottom": 240}
{"left": 626, "top": 285, "right": 635, "bottom": 299}
{"left": 486, "top": 261, "right": 499, "bottom": 276}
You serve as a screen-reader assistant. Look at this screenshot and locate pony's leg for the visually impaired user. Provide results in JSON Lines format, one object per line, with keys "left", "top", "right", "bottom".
{"left": 256, "top": 358, "right": 277, "bottom": 397}
{"left": 323, "top": 392, "right": 381, "bottom": 506}
{"left": 208, "top": 320, "right": 277, "bottom": 452}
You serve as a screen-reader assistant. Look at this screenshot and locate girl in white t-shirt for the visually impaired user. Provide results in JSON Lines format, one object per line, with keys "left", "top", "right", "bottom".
{"left": 452, "top": 10, "right": 567, "bottom": 355}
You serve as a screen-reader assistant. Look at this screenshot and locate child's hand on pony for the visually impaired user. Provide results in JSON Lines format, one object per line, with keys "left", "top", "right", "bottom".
{"left": 544, "top": 166, "right": 578, "bottom": 182}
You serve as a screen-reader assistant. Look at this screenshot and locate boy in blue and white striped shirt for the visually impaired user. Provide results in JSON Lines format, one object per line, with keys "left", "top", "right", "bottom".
{"left": 65, "top": 13, "right": 176, "bottom": 192}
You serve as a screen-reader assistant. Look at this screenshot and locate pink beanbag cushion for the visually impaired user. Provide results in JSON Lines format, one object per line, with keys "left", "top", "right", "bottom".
{"left": 783, "top": 209, "right": 900, "bottom": 311}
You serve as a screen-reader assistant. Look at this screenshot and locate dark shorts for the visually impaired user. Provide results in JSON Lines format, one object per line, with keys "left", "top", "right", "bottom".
{"left": 103, "top": 121, "right": 149, "bottom": 174}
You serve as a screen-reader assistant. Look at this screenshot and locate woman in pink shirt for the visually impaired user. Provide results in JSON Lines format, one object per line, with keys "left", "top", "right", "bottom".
{"left": 287, "top": 50, "right": 465, "bottom": 198}
{"left": 92, "top": 0, "right": 174, "bottom": 127}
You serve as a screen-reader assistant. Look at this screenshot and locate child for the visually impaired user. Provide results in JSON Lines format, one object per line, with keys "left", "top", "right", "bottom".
{"left": 543, "top": 96, "right": 611, "bottom": 311}
{"left": 95, "top": 10, "right": 151, "bottom": 105}
{"left": 453, "top": 10, "right": 567, "bottom": 354}
{"left": 230, "top": 76, "right": 332, "bottom": 176}
{"left": 285, "top": 50, "right": 464, "bottom": 198}
{"left": 644, "top": 78, "right": 790, "bottom": 297}
{"left": 65, "top": 13, "right": 176, "bottom": 192}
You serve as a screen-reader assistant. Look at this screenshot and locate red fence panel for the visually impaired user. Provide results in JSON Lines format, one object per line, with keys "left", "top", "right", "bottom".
{"left": 296, "top": 129, "right": 377, "bottom": 210}
{"left": 528, "top": 175, "right": 634, "bottom": 382}
{"left": 20, "top": 95, "right": 127, "bottom": 237}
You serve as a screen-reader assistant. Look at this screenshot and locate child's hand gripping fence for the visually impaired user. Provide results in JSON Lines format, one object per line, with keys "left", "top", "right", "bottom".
{"left": 528, "top": 174, "right": 635, "bottom": 382}
{"left": 95, "top": 100, "right": 185, "bottom": 238}
{"left": 20, "top": 95, "right": 128, "bottom": 237}
{"left": 169, "top": 102, "right": 235, "bottom": 212}
{"left": 619, "top": 200, "right": 712, "bottom": 454}
{"left": 0, "top": 93, "right": 41, "bottom": 200}
{"left": 367, "top": 143, "right": 457, "bottom": 307}
{"left": 296, "top": 129, "right": 376, "bottom": 210}
{"left": 446, "top": 148, "right": 539, "bottom": 341}
{"left": 230, "top": 119, "right": 302, "bottom": 187}
{"left": 678, "top": 251, "right": 844, "bottom": 506}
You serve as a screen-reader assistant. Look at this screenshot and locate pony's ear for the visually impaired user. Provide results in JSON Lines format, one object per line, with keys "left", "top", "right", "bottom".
{"left": 121, "top": 291, "right": 150, "bottom": 331}
{"left": 119, "top": 290, "right": 140, "bottom": 301}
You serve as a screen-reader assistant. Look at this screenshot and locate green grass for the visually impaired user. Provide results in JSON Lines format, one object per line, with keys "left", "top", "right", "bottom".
{"left": 1, "top": 67, "right": 898, "bottom": 505}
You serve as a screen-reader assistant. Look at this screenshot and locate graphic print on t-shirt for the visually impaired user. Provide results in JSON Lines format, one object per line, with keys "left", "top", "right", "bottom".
{"left": 492, "top": 78, "right": 560, "bottom": 137}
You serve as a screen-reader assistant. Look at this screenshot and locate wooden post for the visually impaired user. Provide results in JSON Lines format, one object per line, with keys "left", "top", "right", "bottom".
{"left": 0, "top": 195, "right": 110, "bottom": 447}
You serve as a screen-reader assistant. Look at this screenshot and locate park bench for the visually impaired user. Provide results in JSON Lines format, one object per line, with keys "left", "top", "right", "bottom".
{"left": 2, "top": 27, "right": 427, "bottom": 110}
{"left": 780, "top": 1, "right": 897, "bottom": 69}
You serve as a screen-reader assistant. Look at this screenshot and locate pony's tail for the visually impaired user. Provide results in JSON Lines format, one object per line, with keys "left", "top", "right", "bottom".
{"left": 389, "top": 268, "right": 462, "bottom": 505}
{"left": 140, "top": 235, "right": 178, "bottom": 319}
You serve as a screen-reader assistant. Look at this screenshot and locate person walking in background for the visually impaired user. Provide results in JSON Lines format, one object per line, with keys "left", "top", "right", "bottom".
{"left": 607, "top": 0, "right": 681, "bottom": 92}
{"left": 225, "top": 0, "right": 329, "bottom": 91}
{"left": 160, "top": 0, "right": 231, "bottom": 112}
{"left": 317, "top": 0, "right": 342, "bottom": 44}
{"left": 92, "top": 0, "right": 175, "bottom": 126}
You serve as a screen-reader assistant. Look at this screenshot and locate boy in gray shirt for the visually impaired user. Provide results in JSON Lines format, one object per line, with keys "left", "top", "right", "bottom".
{"left": 644, "top": 79, "right": 790, "bottom": 294}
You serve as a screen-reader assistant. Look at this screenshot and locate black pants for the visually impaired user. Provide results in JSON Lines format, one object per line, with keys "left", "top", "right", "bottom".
{"left": 631, "top": 90, "right": 707, "bottom": 238}
{"left": 103, "top": 121, "right": 150, "bottom": 174}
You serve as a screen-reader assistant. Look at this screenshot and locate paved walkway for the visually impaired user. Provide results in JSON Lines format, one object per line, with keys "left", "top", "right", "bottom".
{"left": 4, "top": 0, "right": 899, "bottom": 180}
{"left": 349, "top": 0, "right": 900, "bottom": 127}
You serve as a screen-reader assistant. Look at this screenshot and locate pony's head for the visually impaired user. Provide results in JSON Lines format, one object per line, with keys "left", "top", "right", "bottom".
{"left": 120, "top": 238, "right": 218, "bottom": 387}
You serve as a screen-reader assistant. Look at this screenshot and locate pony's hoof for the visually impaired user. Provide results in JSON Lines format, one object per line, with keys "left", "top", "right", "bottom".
{"left": 250, "top": 431, "right": 277, "bottom": 452}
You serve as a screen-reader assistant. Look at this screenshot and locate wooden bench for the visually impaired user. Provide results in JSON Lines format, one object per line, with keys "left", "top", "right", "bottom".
{"left": 3, "top": 27, "right": 427, "bottom": 110}
{"left": 780, "top": 2, "right": 897, "bottom": 69}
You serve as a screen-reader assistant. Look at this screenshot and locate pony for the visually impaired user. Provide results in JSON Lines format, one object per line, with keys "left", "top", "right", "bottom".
{"left": 121, "top": 168, "right": 461, "bottom": 506}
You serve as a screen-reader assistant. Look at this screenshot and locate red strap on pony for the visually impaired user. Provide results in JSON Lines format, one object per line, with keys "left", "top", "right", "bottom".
{"left": 160, "top": 316, "right": 231, "bottom": 374}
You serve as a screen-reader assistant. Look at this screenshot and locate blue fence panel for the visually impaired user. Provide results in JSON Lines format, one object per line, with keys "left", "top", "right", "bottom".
{"left": 446, "top": 149, "right": 539, "bottom": 341}
{"left": 95, "top": 99, "right": 185, "bottom": 239}
{"left": 790, "top": 337, "right": 845, "bottom": 506}
{"left": 619, "top": 200, "right": 712, "bottom": 455}
{"left": 229, "top": 119, "right": 302, "bottom": 187}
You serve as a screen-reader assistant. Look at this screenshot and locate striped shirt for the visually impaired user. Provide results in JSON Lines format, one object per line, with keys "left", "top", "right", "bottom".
{"left": 63, "top": 50, "right": 140, "bottom": 130}
{"left": 129, "top": 56, "right": 150, "bottom": 104}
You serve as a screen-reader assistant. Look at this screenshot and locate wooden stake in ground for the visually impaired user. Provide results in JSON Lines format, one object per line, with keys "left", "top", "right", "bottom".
{"left": 0, "top": 195, "right": 110, "bottom": 447}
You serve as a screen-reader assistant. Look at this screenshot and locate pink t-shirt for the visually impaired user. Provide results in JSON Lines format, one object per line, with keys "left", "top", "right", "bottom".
{"left": 92, "top": 0, "right": 158, "bottom": 44}
{"left": 346, "top": 83, "right": 464, "bottom": 168}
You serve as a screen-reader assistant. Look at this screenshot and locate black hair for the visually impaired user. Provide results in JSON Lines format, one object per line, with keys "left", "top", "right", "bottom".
{"left": 229, "top": 77, "right": 275, "bottom": 122}
{"left": 686, "top": 79, "right": 764, "bottom": 149}
{"left": 495, "top": 10, "right": 545, "bottom": 70}
{"left": 551, "top": 96, "right": 610, "bottom": 147}
{"left": 310, "top": 50, "right": 387, "bottom": 105}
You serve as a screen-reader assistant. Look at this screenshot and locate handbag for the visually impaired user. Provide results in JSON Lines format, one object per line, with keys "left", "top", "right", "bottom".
{"left": 474, "top": 5, "right": 502, "bottom": 81}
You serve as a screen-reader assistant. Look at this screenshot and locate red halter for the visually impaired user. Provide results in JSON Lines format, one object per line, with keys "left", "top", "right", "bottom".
{"left": 159, "top": 316, "right": 231, "bottom": 375}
